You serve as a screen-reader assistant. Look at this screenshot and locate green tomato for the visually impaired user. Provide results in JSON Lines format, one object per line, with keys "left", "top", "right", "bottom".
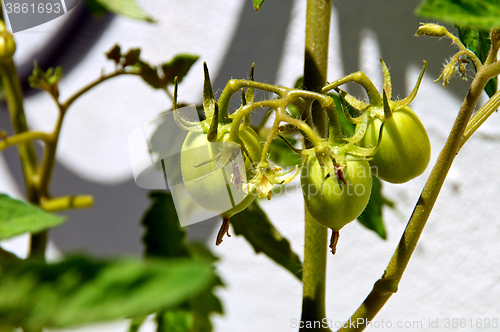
{"left": 360, "top": 107, "right": 431, "bottom": 184}
{"left": 181, "top": 127, "right": 262, "bottom": 218}
{"left": 300, "top": 154, "right": 372, "bottom": 230}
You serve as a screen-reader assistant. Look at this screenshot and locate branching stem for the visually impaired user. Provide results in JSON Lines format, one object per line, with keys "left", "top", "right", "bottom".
{"left": 337, "top": 42, "right": 500, "bottom": 332}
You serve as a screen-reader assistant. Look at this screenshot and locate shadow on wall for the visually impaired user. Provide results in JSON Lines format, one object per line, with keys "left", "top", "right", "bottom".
{"left": 1, "top": 0, "right": 471, "bottom": 256}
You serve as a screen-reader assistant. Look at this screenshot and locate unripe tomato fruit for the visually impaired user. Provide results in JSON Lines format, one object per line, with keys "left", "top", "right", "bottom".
{"left": 360, "top": 107, "right": 430, "bottom": 184}
{"left": 300, "top": 154, "right": 372, "bottom": 230}
{"left": 181, "top": 127, "right": 262, "bottom": 218}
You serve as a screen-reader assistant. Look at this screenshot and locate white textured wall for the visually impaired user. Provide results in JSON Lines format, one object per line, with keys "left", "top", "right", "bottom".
{"left": 1, "top": 0, "right": 500, "bottom": 331}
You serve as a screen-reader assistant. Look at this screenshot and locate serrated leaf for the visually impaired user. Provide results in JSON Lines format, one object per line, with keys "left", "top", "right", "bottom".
{"left": 106, "top": 44, "right": 122, "bottom": 65}
{"left": 0, "top": 256, "right": 214, "bottom": 330}
{"left": 457, "top": 27, "right": 498, "bottom": 97}
{"left": 253, "top": 0, "right": 265, "bottom": 12}
{"left": 162, "top": 54, "right": 199, "bottom": 85}
{"left": 231, "top": 202, "right": 302, "bottom": 280}
{"left": 0, "top": 194, "right": 65, "bottom": 241}
{"left": 189, "top": 282, "right": 223, "bottom": 332}
{"left": 417, "top": 0, "right": 500, "bottom": 30}
{"left": 357, "top": 177, "right": 394, "bottom": 239}
{"left": 92, "top": 0, "right": 155, "bottom": 22}
{"left": 141, "top": 192, "right": 188, "bottom": 259}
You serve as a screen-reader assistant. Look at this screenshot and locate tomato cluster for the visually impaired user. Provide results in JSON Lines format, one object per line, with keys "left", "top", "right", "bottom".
{"left": 300, "top": 60, "right": 430, "bottom": 233}
{"left": 177, "top": 60, "right": 430, "bottom": 249}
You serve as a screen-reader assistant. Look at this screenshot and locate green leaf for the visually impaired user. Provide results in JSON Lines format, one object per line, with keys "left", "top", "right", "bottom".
{"left": 157, "top": 309, "right": 192, "bottom": 332}
{"left": 128, "top": 316, "right": 146, "bottom": 332}
{"left": 28, "top": 62, "right": 63, "bottom": 98}
{"left": 124, "top": 48, "right": 141, "bottom": 67}
{"left": 0, "top": 256, "right": 214, "bottom": 330}
{"left": 0, "top": 194, "right": 65, "bottom": 241}
{"left": 89, "top": 0, "right": 155, "bottom": 22}
{"left": 293, "top": 76, "right": 304, "bottom": 89}
{"left": 141, "top": 191, "right": 188, "bottom": 259}
{"left": 357, "top": 177, "right": 394, "bottom": 240}
{"left": 457, "top": 27, "right": 498, "bottom": 97}
{"left": 330, "top": 93, "right": 356, "bottom": 138}
{"left": 136, "top": 54, "right": 199, "bottom": 89}
{"left": 189, "top": 279, "right": 223, "bottom": 332}
{"left": 141, "top": 192, "right": 223, "bottom": 332}
{"left": 0, "top": 247, "right": 22, "bottom": 266}
{"left": 162, "top": 54, "right": 200, "bottom": 85}
{"left": 252, "top": 0, "right": 265, "bottom": 12}
{"left": 268, "top": 138, "right": 301, "bottom": 168}
{"left": 231, "top": 202, "right": 303, "bottom": 280}
{"left": 138, "top": 61, "right": 164, "bottom": 89}
{"left": 417, "top": 0, "right": 500, "bottom": 30}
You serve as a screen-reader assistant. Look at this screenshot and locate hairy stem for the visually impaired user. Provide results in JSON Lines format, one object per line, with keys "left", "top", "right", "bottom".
{"left": 0, "top": 50, "right": 47, "bottom": 261}
{"left": 218, "top": 79, "right": 286, "bottom": 120}
{"left": 300, "top": 0, "right": 332, "bottom": 331}
{"left": 303, "top": 0, "right": 331, "bottom": 139}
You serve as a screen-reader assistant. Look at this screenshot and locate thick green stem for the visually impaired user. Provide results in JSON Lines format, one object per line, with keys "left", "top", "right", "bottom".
{"left": 337, "top": 61, "right": 495, "bottom": 332}
{"left": 300, "top": 208, "right": 331, "bottom": 332}
{"left": 300, "top": 0, "right": 332, "bottom": 331}
{"left": 0, "top": 60, "right": 38, "bottom": 198}
{"left": 303, "top": 0, "right": 331, "bottom": 138}
{"left": 37, "top": 103, "right": 64, "bottom": 197}
{"left": 0, "top": 52, "right": 47, "bottom": 261}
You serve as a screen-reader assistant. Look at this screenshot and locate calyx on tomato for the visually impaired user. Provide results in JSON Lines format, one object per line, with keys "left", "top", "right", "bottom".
{"left": 339, "top": 59, "right": 430, "bottom": 184}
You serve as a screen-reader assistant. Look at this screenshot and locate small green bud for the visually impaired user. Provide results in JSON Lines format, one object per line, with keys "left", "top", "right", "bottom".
{"left": 415, "top": 23, "right": 448, "bottom": 38}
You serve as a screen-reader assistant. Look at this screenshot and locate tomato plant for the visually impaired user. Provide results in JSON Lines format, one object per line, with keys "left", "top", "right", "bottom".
{"left": 1, "top": 0, "right": 500, "bottom": 331}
